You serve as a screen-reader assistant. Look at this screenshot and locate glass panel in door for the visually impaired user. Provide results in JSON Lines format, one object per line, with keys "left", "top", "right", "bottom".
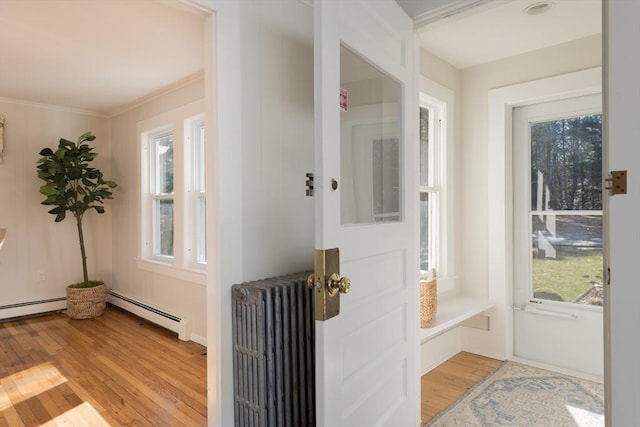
{"left": 339, "top": 44, "right": 402, "bottom": 225}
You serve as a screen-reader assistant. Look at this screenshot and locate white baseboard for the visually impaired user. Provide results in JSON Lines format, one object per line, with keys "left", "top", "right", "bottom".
{"left": 0, "top": 298, "right": 66, "bottom": 320}
{"left": 510, "top": 356, "right": 604, "bottom": 384}
{"left": 421, "top": 327, "right": 462, "bottom": 375}
{"left": 190, "top": 333, "right": 207, "bottom": 347}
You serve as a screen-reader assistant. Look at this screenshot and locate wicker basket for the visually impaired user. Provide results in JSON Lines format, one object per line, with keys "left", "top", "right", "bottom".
{"left": 66, "top": 282, "right": 106, "bottom": 319}
{"left": 420, "top": 270, "right": 437, "bottom": 328}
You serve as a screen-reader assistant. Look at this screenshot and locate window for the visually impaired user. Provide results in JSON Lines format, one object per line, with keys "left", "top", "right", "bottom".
{"left": 187, "top": 116, "right": 206, "bottom": 265}
{"left": 150, "top": 130, "right": 175, "bottom": 258}
{"left": 420, "top": 105, "right": 441, "bottom": 272}
{"left": 419, "top": 78, "right": 453, "bottom": 292}
{"left": 139, "top": 101, "right": 206, "bottom": 276}
{"left": 513, "top": 94, "right": 603, "bottom": 307}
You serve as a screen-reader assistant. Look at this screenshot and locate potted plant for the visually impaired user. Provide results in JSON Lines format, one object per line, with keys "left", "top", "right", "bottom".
{"left": 36, "top": 131, "right": 117, "bottom": 319}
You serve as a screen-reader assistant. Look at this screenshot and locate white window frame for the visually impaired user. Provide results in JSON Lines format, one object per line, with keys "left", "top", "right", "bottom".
{"left": 185, "top": 114, "right": 207, "bottom": 268}
{"left": 137, "top": 100, "right": 206, "bottom": 283}
{"left": 419, "top": 76, "right": 454, "bottom": 293}
{"left": 512, "top": 94, "right": 603, "bottom": 309}
{"left": 149, "top": 128, "right": 176, "bottom": 260}
{"left": 487, "top": 67, "right": 601, "bottom": 361}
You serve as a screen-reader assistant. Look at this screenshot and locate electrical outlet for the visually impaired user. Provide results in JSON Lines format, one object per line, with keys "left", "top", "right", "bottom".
{"left": 37, "top": 270, "right": 45, "bottom": 282}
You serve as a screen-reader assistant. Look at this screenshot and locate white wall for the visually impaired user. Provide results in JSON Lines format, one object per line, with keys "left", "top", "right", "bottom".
{"left": 109, "top": 78, "right": 207, "bottom": 342}
{"left": 0, "top": 99, "right": 111, "bottom": 308}
{"left": 197, "top": 0, "right": 315, "bottom": 424}
{"left": 420, "top": 48, "right": 461, "bottom": 95}
{"left": 239, "top": 0, "right": 315, "bottom": 281}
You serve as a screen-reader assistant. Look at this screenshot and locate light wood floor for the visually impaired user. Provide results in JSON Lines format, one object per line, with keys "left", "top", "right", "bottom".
{"left": 421, "top": 351, "right": 503, "bottom": 424}
{"left": 1, "top": 305, "right": 499, "bottom": 426}
{"left": 0, "top": 305, "right": 207, "bottom": 427}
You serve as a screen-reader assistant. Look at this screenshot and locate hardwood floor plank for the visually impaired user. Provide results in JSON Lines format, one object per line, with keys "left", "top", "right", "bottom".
{"left": 24, "top": 394, "right": 52, "bottom": 425}
{"left": 421, "top": 351, "right": 502, "bottom": 424}
{"left": 0, "top": 305, "right": 207, "bottom": 426}
{"left": 40, "top": 384, "right": 78, "bottom": 422}
{"left": 0, "top": 406, "right": 26, "bottom": 427}
{"left": 12, "top": 399, "right": 41, "bottom": 427}
{"left": 98, "top": 378, "right": 170, "bottom": 427}
{"left": 96, "top": 355, "right": 204, "bottom": 426}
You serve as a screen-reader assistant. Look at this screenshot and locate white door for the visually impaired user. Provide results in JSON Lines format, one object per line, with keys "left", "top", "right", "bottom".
{"left": 605, "top": 0, "right": 640, "bottom": 423}
{"left": 314, "top": 1, "right": 418, "bottom": 426}
{"left": 512, "top": 94, "right": 604, "bottom": 378}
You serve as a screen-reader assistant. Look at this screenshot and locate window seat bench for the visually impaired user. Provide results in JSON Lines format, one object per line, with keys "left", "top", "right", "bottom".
{"left": 419, "top": 295, "right": 495, "bottom": 342}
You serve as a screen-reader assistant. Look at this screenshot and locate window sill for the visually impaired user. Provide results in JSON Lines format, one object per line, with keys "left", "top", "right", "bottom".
{"left": 419, "top": 295, "right": 494, "bottom": 343}
{"left": 137, "top": 259, "right": 206, "bottom": 286}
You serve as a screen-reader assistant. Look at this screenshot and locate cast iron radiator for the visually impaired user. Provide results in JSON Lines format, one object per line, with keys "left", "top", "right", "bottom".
{"left": 231, "top": 272, "right": 315, "bottom": 427}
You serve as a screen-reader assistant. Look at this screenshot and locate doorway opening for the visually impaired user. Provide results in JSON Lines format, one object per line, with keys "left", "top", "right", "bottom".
{"left": 512, "top": 93, "right": 603, "bottom": 378}
{"left": 406, "top": 0, "right": 603, "bottom": 423}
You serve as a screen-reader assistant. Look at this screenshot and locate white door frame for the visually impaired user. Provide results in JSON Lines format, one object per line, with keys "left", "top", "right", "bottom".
{"left": 487, "top": 67, "right": 602, "bottom": 362}
{"left": 190, "top": 1, "right": 244, "bottom": 426}
{"left": 603, "top": 1, "right": 640, "bottom": 423}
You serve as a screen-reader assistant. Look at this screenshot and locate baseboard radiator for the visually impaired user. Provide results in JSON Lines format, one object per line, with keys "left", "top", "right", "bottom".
{"left": 107, "top": 290, "right": 192, "bottom": 341}
{"left": 0, "top": 297, "right": 66, "bottom": 321}
{"left": 232, "top": 272, "right": 315, "bottom": 427}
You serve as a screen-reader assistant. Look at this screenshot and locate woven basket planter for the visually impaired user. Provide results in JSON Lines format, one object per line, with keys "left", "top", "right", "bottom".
{"left": 66, "top": 282, "right": 106, "bottom": 319}
{"left": 420, "top": 270, "right": 437, "bottom": 328}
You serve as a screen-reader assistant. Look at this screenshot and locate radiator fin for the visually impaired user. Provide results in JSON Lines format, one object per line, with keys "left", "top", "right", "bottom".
{"left": 232, "top": 272, "right": 315, "bottom": 427}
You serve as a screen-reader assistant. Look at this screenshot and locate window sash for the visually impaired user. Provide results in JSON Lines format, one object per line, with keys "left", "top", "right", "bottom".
{"left": 153, "top": 197, "right": 174, "bottom": 257}
{"left": 420, "top": 190, "right": 440, "bottom": 271}
{"left": 419, "top": 103, "right": 443, "bottom": 273}
{"left": 193, "top": 120, "right": 206, "bottom": 193}
{"left": 152, "top": 131, "right": 174, "bottom": 196}
{"left": 196, "top": 195, "right": 206, "bottom": 264}
{"left": 187, "top": 115, "right": 207, "bottom": 266}
{"left": 149, "top": 129, "right": 175, "bottom": 260}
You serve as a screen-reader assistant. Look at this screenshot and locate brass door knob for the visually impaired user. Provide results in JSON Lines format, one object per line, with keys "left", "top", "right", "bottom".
{"left": 327, "top": 273, "right": 351, "bottom": 296}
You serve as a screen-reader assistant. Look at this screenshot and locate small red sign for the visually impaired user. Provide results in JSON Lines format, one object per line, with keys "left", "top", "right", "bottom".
{"left": 340, "top": 88, "right": 348, "bottom": 112}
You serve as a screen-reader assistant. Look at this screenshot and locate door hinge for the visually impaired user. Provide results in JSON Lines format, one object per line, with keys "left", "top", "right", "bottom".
{"left": 605, "top": 170, "right": 627, "bottom": 195}
{"left": 305, "top": 173, "right": 314, "bottom": 197}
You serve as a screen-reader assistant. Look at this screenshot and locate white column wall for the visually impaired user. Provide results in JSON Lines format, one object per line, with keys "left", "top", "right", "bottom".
{"left": 196, "top": 1, "right": 315, "bottom": 425}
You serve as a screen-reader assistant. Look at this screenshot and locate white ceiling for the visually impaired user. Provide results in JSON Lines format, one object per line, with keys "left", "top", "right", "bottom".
{"left": 400, "top": 0, "right": 602, "bottom": 69}
{"left": 0, "top": 0, "right": 601, "bottom": 115}
{"left": 0, "top": 0, "right": 206, "bottom": 116}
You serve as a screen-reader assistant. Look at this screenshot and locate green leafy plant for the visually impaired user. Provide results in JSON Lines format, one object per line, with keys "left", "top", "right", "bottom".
{"left": 36, "top": 132, "right": 117, "bottom": 284}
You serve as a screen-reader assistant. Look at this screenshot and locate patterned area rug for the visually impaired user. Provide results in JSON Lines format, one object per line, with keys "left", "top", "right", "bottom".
{"left": 426, "top": 361, "right": 604, "bottom": 427}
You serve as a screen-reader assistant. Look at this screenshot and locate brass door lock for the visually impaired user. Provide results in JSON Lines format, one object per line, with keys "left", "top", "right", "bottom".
{"left": 306, "top": 248, "right": 351, "bottom": 321}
